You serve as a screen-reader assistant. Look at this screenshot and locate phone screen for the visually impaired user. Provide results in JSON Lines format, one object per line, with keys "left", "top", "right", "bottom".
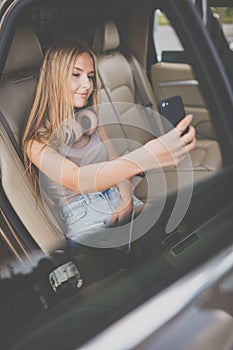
{"left": 158, "top": 95, "right": 188, "bottom": 134}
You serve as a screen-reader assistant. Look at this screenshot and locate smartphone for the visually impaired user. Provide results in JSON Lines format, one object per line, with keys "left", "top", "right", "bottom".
{"left": 158, "top": 95, "right": 189, "bottom": 135}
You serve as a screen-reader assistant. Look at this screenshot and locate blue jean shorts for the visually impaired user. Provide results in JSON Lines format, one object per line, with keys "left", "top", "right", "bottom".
{"left": 61, "top": 186, "right": 143, "bottom": 247}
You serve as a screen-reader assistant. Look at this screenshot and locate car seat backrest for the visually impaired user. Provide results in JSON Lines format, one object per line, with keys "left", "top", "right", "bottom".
{"left": 98, "top": 87, "right": 131, "bottom": 155}
{"left": 93, "top": 20, "right": 222, "bottom": 202}
{"left": 93, "top": 20, "right": 162, "bottom": 149}
{"left": 0, "top": 26, "right": 67, "bottom": 254}
{"left": 0, "top": 26, "right": 43, "bottom": 145}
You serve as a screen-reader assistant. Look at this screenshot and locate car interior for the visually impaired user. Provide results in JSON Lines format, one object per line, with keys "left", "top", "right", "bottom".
{"left": 0, "top": 0, "right": 233, "bottom": 347}
{"left": 0, "top": 0, "right": 224, "bottom": 255}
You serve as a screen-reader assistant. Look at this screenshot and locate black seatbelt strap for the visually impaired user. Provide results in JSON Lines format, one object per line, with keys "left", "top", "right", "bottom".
{"left": 127, "top": 54, "right": 154, "bottom": 109}
{"left": 126, "top": 53, "right": 164, "bottom": 136}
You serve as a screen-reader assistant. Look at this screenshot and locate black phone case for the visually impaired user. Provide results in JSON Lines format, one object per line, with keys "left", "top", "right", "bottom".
{"left": 158, "top": 95, "right": 188, "bottom": 134}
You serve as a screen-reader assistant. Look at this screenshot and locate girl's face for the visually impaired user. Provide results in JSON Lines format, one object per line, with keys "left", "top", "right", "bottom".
{"left": 71, "top": 52, "right": 95, "bottom": 108}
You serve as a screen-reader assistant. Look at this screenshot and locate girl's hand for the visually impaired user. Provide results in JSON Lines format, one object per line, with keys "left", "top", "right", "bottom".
{"left": 109, "top": 200, "right": 134, "bottom": 227}
{"left": 145, "top": 114, "right": 196, "bottom": 168}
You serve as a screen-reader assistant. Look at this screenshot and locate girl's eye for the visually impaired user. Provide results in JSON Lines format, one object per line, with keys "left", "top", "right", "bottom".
{"left": 88, "top": 75, "right": 94, "bottom": 81}
{"left": 72, "top": 73, "right": 80, "bottom": 77}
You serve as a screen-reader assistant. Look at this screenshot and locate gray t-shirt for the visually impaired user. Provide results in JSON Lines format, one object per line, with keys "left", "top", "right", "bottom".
{"left": 40, "top": 131, "right": 108, "bottom": 207}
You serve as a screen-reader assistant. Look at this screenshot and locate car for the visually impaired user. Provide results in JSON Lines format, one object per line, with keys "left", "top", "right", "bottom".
{"left": 0, "top": 0, "right": 233, "bottom": 349}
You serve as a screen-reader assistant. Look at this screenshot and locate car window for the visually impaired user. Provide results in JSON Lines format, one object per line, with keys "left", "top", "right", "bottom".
{"left": 211, "top": 6, "right": 233, "bottom": 50}
{"left": 151, "top": 7, "right": 218, "bottom": 141}
{"left": 153, "top": 10, "right": 185, "bottom": 62}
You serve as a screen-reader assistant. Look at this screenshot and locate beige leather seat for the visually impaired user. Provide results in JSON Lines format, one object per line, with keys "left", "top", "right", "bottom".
{"left": 0, "top": 26, "right": 66, "bottom": 254}
{"left": 93, "top": 20, "right": 222, "bottom": 201}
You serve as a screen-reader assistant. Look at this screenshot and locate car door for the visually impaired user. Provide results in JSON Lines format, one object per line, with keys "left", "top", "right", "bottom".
{"left": 150, "top": 6, "right": 219, "bottom": 141}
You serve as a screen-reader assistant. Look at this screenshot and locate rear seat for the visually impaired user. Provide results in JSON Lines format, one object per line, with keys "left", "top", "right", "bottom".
{"left": 0, "top": 26, "right": 67, "bottom": 253}
{"left": 92, "top": 20, "right": 222, "bottom": 201}
{"left": 0, "top": 23, "right": 223, "bottom": 256}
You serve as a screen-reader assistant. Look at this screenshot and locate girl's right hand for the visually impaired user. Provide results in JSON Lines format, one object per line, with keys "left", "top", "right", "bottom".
{"left": 144, "top": 114, "right": 196, "bottom": 168}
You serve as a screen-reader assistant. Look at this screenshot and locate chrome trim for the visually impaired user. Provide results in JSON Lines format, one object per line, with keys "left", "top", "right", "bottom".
{"left": 0, "top": 0, "right": 20, "bottom": 36}
{"left": 159, "top": 79, "right": 199, "bottom": 87}
{"left": 0, "top": 226, "right": 24, "bottom": 263}
{"left": 0, "top": 208, "right": 31, "bottom": 262}
{"left": 0, "top": 0, "right": 11, "bottom": 12}
{"left": 82, "top": 245, "right": 233, "bottom": 350}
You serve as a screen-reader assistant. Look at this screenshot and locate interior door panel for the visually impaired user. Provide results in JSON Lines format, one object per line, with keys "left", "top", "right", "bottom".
{"left": 151, "top": 62, "right": 217, "bottom": 140}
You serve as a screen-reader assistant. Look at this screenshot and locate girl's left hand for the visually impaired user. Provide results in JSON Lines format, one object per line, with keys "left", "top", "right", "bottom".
{"left": 110, "top": 200, "right": 134, "bottom": 227}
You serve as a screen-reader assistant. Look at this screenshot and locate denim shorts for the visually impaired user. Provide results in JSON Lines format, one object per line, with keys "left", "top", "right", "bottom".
{"left": 61, "top": 186, "right": 143, "bottom": 247}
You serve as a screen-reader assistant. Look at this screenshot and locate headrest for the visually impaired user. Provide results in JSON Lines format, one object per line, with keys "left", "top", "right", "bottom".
{"left": 92, "top": 20, "right": 120, "bottom": 53}
{"left": 3, "top": 26, "right": 43, "bottom": 75}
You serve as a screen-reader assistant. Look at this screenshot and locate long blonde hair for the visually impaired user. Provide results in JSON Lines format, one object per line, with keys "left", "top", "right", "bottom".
{"left": 22, "top": 41, "right": 98, "bottom": 199}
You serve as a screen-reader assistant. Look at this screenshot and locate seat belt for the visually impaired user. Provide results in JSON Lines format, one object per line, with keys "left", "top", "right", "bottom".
{"left": 126, "top": 53, "right": 164, "bottom": 135}
{"left": 128, "top": 54, "right": 155, "bottom": 108}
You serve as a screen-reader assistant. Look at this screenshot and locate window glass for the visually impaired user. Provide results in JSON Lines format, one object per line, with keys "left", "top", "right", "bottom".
{"left": 153, "top": 10, "right": 184, "bottom": 62}
{"left": 211, "top": 7, "right": 233, "bottom": 50}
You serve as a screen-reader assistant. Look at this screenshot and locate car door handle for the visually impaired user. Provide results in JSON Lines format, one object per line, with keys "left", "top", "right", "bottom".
{"left": 159, "top": 79, "right": 199, "bottom": 87}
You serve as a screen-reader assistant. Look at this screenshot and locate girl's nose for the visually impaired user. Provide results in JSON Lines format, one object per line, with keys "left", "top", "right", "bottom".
{"left": 81, "top": 75, "right": 91, "bottom": 88}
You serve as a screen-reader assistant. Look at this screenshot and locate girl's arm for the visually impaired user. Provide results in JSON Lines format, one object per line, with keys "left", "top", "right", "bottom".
{"left": 28, "top": 115, "right": 196, "bottom": 195}
{"left": 27, "top": 137, "right": 142, "bottom": 194}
